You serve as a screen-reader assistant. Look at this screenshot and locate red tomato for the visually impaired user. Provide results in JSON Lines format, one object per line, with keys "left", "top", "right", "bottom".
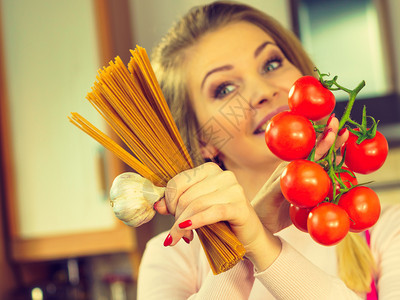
{"left": 280, "top": 160, "right": 331, "bottom": 208}
{"left": 289, "top": 204, "right": 312, "bottom": 232}
{"left": 288, "top": 76, "right": 336, "bottom": 121}
{"left": 307, "top": 203, "right": 350, "bottom": 246}
{"left": 338, "top": 186, "right": 381, "bottom": 232}
{"left": 328, "top": 167, "right": 358, "bottom": 200}
{"left": 342, "top": 130, "right": 388, "bottom": 174}
{"left": 265, "top": 111, "right": 316, "bottom": 161}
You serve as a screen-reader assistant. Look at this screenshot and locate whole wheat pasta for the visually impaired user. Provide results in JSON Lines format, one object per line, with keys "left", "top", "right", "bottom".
{"left": 68, "top": 46, "right": 246, "bottom": 274}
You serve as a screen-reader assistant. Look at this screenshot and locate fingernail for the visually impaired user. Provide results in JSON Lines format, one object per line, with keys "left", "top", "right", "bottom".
{"left": 153, "top": 200, "right": 159, "bottom": 211}
{"left": 163, "top": 234, "right": 172, "bottom": 247}
{"left": 327, "top": 113, "right": 335, "bottom": 126}
{"left": 338, "top": 128, "right": 347, "bottom": 136}
{"left": 182, "top": 237, "right": 191, "bottom": 244}
{"left": 322, "top": 128, "right": 333, "bottom": 140}
{"left": 179, "top": 220, "right": 192, "bottom": 229}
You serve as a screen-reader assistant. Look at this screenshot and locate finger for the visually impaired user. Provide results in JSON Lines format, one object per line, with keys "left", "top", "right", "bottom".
{"left": 165, "top": 162, "right": 222, "bottom": 215}
{"left": 176, "top": 183, "right": 243, "bottom": 224}
{"left": 334, "top": 128, "right": 349, "bottom": 150}
{"left": 166, "top": 185, "right": 246, "bottom": 246}
{"left": 165, "top": 223, "right": 194, "bottom": 246}
{"left": 168, "top": 204, "right": 238, "bottom": 247}
{"left": 181, "top": 230, "right": 194, "bottom": 244}
{"left": 314, "top": 116, "right": 339, "bottom": 160}
{"left": 252, "top": 162, "right": 287, "bottom": 205}
{"left": 314, "top": 129, "right": 335, "bottom": 160}
{"left": 335, "top": 154, "right": 344, "bottom": 166}
{"left": 153, "top": 198, "right": 169, "bottom": 215}
{"left": 334, "top": 128, "right": 349, "bottom": 166}
{"left": 174, "top": 170, "right": 238, "bottom": 218}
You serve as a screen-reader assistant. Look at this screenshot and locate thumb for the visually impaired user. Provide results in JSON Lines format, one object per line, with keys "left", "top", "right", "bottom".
{"left": 252, "top": 161, "right": 287, "bottom": 204}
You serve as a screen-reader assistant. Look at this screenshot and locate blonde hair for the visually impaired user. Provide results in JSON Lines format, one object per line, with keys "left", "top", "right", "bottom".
{"left": 151, "top": 0, "right": 375, "bottom": 293}
{"left": 337, "top": 232, "right": 376, "bottom": 292}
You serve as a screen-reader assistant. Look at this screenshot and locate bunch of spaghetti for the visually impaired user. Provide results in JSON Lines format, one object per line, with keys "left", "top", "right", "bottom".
{"left": 68, "top": 46, "right": 245, "bottom": 274}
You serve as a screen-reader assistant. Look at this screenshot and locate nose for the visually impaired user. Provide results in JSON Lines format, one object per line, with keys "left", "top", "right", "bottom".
{"left": 248, "top": 76, "right": 279, "bottom": 109}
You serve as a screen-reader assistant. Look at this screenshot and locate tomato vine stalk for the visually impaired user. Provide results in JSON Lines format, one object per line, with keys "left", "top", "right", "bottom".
{"left": 312, "top": 68, "right": 375, "bottom": 204}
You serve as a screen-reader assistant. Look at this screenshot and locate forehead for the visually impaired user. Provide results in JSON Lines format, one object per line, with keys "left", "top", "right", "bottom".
{"left": 184, "top": 21, "right": 275, "bottom": 85}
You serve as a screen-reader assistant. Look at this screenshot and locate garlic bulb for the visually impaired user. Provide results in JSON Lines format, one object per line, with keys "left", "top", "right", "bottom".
{"left": 110, "top": 172, "right": 165, "bottom": 227}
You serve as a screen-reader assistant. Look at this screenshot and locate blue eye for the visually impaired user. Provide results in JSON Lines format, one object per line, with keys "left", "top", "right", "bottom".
{"left": 263, "top": 58, "right": 282, "bottom": 73}
{"left": 214, "top": 83, "right": 236, "bottom": 99}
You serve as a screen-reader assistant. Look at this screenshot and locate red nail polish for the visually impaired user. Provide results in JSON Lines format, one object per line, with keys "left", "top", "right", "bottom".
{"left": 153, "top": 200, "right": 159, "bottom": 211}
{"left": 182, "top": 237, "right": 191, "bottom": 244}
{"left": 327, "top": 113, "right": 335, "bottom": 126}
{"left": 338, "top": 128, "right": 347, "bottom": 136}
{"left": 322, "top": 128, "right": 333, "bottom": 140}
{"left": 179, "top": 220, "right": 192, "bottom": 229}
{"left": 163, "top": 234, "right": 172, "bottom": 247}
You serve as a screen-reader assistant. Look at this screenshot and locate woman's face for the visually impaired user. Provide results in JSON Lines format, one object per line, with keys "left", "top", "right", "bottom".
{"left": 185, "top": 21, "right": 303, "bottom": 171}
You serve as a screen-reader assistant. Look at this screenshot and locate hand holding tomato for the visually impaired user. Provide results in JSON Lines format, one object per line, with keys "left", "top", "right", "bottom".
{"left": 255, "top": 118, "right": 346, "bottom": 235}
{"left": 263, "top": 71, "right": 387, "bottom": 246}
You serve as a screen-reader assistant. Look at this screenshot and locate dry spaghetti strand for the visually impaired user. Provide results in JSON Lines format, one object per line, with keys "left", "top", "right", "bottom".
{"left": 68, "top": 45, "right": 245, "bottom": 274}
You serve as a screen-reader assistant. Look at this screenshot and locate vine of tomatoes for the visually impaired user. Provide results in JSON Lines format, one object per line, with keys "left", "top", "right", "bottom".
{"left": 265, "top": 69, "right": 389, "bottom": 246}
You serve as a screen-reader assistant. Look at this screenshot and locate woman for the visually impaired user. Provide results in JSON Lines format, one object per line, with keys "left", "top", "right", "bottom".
{"left": 137, "top": 1, "right": 400, "bottom": 299}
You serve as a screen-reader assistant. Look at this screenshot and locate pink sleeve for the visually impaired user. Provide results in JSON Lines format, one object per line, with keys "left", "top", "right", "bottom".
{"left": 187, "top": 259, "right": 255, "bottom": 300}
{"left": 137, "top": 232, "right": 255, "bottom": 300}
{"left": 137, "top": 233, "right": 198, "bottom": 300}
{"left": 254, "top": 239, "right": 362, "bottom": 299}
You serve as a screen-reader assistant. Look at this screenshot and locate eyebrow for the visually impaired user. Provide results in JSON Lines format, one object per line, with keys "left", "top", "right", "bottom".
{"left": 201, "top": 65, "right": 233, "bottom": 90}
{"left": 200, "top": 41, "right": 274, "bottom": 90}
{"left": 254, "top": 41, "right": 273, "bottom": 58}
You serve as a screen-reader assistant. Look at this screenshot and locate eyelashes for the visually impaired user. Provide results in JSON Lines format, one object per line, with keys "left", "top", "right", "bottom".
{"left": 212, "top": 55, "right": 284, "bottom": 99}
{"left": 213, "top": 82, "right": 236, "bottom": 99}
{"left": 263, "top": 56, "right": 283, "bottom": 73}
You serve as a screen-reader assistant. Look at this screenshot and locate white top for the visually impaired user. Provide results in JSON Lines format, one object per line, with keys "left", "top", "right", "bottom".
{"left": 137, "top": 204, "right": 400, "bottom": 299}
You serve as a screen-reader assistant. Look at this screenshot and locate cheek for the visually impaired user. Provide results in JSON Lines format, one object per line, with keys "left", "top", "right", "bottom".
{"left": 199, "top": 117, "right": 237, "bottom": 150}
{"left": 287, "top": 68, "right": 303, "bottom": 87}
{"left": 216, "top": 95, "right": 254, "bottom": 132}
{"left": 276, "top": 70, "right": 303, "bottom": 98}
{"left": 195, "top": 100, "right": 250, "bottom": 149}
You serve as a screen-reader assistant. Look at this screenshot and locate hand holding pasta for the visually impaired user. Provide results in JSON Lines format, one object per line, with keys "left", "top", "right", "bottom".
{"left": 162, "top": 162, "right": 282, "bottom": 273}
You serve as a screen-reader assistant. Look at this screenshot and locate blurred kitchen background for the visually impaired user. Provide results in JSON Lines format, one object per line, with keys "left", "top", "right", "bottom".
{"left": 1, "top": 0, "right": 399, "bottom": 299}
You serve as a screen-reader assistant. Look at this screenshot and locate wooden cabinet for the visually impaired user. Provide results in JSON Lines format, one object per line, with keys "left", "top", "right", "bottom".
{"left": 0, "top": 0, "right": 138, "bottom": 267}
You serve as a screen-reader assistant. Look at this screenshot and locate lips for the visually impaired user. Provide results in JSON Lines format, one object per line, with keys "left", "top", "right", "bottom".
{"left": 253, "top": 105, "right": 290, "bottom": 134}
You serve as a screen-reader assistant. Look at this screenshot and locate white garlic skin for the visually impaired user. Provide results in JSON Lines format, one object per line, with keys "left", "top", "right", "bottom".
{"left": 110, "top": 172, "right": 165, "bottom": 227}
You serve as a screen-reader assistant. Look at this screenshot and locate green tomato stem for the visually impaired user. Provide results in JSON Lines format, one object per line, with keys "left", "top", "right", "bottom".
{"left": 316, "top": 72, "right": 366, "bottom": 203}
{"left": 336, "top": 80, "right": 365, "bottom": 130}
